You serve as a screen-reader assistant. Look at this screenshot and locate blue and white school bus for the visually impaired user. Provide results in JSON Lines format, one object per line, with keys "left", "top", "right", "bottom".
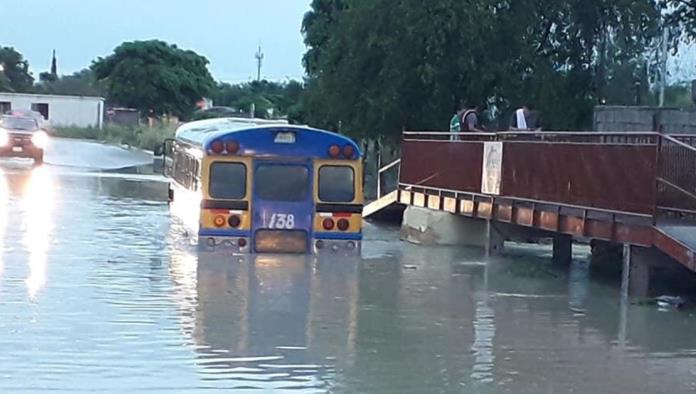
{"left": 163, "top": 117, "right": 363, "bottom": 254}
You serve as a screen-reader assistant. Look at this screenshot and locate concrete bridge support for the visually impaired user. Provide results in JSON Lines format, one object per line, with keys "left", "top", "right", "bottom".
{"left": 622, "top": 245, "right": 650, "bottom": 298}
{"left": 400, "top": 206, "right": 489, "bottom": 247}
{"left": 486, "top": 220, "right": 505, "bottom": 257}
{"left": 621, "top": 245, "right": 684, "bottom": 297}
{"left": 552, "top": 235, "right": 573, "bottom": 266}
{"left": 623, "top": 244, "right": 696, "bottom": 297}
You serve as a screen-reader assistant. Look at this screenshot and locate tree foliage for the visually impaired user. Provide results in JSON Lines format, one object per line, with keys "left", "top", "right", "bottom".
{"left": 91, "top": 40, "right": 215, "bottom": 118}
{"left": 662, "top": 0, "right": 696, "bottom": 40}
{"left": 209, "top": 80, "right": 304, "bottom": 119}
{"left": 35, "top": 69, "right": 105, "bottom": 97}
{"left": 301, "top": 0, "right": 661, "bottom": 139}
{"left": 0, "top": 46, "right": 34, "bottom": 93}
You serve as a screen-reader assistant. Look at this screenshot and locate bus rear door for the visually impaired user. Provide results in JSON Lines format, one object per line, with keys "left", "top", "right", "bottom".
{"left": 251, "top": 160, "right": 314, "bottom": 253}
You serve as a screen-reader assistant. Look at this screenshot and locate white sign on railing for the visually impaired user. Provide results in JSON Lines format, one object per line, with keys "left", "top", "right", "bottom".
{"left": 481, "top": 141, "right": 503, "bottom": 195}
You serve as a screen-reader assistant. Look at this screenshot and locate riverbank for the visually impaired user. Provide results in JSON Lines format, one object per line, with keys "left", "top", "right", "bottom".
{"left": 54, "top": 125, "right": 175, "bottom": 152}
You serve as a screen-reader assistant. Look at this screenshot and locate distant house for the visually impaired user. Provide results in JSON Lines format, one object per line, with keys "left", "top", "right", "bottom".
{"left": 0, "top": 92, "right": 105, "bottom": 128}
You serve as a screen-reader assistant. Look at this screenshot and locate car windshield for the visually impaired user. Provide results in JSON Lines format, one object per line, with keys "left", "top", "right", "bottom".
{"left": 1, "top": 117, "right": 39, "bottom": 131}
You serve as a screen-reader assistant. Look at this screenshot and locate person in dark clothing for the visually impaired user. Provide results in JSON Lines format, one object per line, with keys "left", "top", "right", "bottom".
{"left": 461, "top": 105, "right": 485, "bottom": 133}
{"left": 510, "top": 104, "right": 541, "bottom": 131}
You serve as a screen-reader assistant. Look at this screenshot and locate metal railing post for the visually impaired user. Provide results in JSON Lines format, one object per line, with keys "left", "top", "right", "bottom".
{"left": 653, "top": 133, "right": 663, "bottom": 224}
{"left": 377, "top": 149, "right": 382, "bottom": 199}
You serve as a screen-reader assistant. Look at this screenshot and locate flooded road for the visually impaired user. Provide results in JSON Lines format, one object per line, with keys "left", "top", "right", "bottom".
{"left": 1, "top": 147, "right": 696, "bottom": 392}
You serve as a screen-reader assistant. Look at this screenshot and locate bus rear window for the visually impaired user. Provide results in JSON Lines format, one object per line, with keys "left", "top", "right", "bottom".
{"left": 256, "top": 165, "right": 309, "bottom": 201}
{"left": 209, "top": 162, "right": 246, "bottom": 199}
{"left": 319, "top": 166, "right": 355, "bottom": 202}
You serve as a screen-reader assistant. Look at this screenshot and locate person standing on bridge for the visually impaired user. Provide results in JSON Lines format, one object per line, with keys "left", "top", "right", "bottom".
{"left": 509, "top": 104, "right": 541, "bottom": 131}
{"left": 449, "top": 102, "right": 466, "bottom": 141}
{"left": 461, "top": 105, "right": 485, "bottom": 133}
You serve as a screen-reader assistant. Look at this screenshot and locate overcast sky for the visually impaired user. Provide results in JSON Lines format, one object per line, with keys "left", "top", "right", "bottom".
{"left": 2, "top": 1, "right": 694, "bottom": 85}
{"left": 0, "top": 0, "right": 312, "bottom": 83}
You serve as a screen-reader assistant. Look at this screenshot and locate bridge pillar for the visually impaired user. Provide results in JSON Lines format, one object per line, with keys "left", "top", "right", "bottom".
{"left": 552, "top": 235, "right": 573, "bottom": 266}
{"left": 622, "top": 244, "right": 651, "bottom": 298}
{"left": 486, "top": 220, "right": 504, "bottom": 257}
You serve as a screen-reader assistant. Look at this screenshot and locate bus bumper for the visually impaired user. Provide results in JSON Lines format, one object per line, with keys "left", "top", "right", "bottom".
{"left": 312, "top": 239, "right": 362, "bottom": 255}
{"left": 199, "top": 235, "right": 251, "bottom": 254}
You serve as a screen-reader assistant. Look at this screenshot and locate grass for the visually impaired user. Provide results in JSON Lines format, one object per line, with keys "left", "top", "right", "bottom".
{"left": 54, "top": 125, "right": 175, "bottom": 152}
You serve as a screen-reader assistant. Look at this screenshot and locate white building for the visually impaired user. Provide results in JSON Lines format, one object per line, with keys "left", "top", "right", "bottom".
{"left": 0, "top": 92, "right": 104, "bottom": 128}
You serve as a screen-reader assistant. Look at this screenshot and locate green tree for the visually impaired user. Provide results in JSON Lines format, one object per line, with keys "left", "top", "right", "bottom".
{"left": 302, "top": 0, "right": 347, "bottom": 75}
{"left": 301, "top": 0, "right": 660, "bottom": 138}
{"left": 35, "top": 69, "right": 105, "bottom": 97}
{"left": 662, "top": 0, "right": 696, "bottom": 39}
{"left": 209, "top": 80, "right": 305, "bottom": 119}
{"left": 92, "top": 40, "right": 215, "bottom": 118}
{"left": 0, "top": 46, "right": 34, "bottom": 92}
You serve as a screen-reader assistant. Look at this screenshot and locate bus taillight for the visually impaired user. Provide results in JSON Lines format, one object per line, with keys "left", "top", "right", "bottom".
{"left": 226, "top": 141, "right": 239, "bottom": 154}
{"left": 337, "top": 218, "right": 350, "bottom": 231}
{"left": 343, "top": 145, "right": 355, "bottom": 159}
{"left": 322, "top": 218, "right": 335, "bottom": 230}
{"left": 228, "top": 215, "right": 241, "bottom": 228}
{"left": 213, "top": 215, "right": 226, "bottom": 227}
{"left": 211, "top": 140, "right": 224, "bottom": 154}
{"left": 329, "top": 144, "right": 341, "bottom": 158}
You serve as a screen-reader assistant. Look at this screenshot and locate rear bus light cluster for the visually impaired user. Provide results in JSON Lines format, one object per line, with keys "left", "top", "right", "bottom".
{"left": 210, "top": 140, "right": 240, "bottom": 155}
{"left": 321, "top": 217, "right": 351, "bottom": 232}
{"left": 328, "top": 144, "right": 356, "bottom": 159}
{"left": 213, "top": 213, "right": 243, "bottom": 229}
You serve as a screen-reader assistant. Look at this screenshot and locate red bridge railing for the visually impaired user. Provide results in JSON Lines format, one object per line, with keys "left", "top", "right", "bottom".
{"left": 400, "top": 131, "right": 694, "bottom": 221}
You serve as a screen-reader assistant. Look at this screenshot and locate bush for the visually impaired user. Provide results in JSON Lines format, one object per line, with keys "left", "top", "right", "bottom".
{"left": 55, "top": 125, "right": 175, "bottom": 151}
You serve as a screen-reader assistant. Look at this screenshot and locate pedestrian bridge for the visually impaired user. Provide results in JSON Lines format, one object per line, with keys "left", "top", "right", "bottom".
{"left": 365, "top": 131, "right": 696, "bottom": 286}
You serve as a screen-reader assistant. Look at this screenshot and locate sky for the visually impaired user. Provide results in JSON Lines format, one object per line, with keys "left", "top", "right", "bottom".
{"left": 0, "top": 0, "right": 313, "bottom": 83}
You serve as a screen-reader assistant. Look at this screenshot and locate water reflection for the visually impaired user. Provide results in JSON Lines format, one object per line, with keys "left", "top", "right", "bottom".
{"left": 173, "top": 252, "right": 360, "bottom": 391}
{"left": 0, "top": 168, "right": 7, "bottom": 280}
{"left": 21, "top": 167, "right": 55, "bottom": 300}
{"left": 471, "top": 262, "right": 495, "bottom": 385}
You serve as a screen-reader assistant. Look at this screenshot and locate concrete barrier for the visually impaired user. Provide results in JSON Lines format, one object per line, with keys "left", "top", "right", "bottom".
{"left": 400, "top": 206, "right": 488, "bottom": 247}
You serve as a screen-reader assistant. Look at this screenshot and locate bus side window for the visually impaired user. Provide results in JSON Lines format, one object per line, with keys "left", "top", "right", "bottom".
{"left": 172, "top": 148, "right": 198, "bottom": 191}
{"left": 192, "top": 160, "right": 200, "bottom": 190}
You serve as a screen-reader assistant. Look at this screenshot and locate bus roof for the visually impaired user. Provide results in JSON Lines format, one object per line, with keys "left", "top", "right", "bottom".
{"left": 175, "top": 117, "right": 362, "bottom": 159}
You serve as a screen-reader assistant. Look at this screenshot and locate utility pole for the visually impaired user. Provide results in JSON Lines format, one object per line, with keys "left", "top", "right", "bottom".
{"left": 254, "top": 45, "right": 264, "bottom": 82}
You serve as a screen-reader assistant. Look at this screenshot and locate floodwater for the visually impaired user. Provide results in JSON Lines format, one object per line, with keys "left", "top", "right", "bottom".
{"left": 1, "top": 151, "right": 696, "bottom": 393}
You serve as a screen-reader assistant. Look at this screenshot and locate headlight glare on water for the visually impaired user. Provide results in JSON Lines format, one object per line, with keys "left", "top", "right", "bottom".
{"left": 32, "top": 131, "right": 49, "bottom": 148}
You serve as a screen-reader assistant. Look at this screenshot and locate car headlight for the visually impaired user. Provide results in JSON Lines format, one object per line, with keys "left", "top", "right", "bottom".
{"left": 31, "top": 130, "right": 48, "bottom": 149}
{"left": 0, "top": 129, "right": 8, "bottom": 147}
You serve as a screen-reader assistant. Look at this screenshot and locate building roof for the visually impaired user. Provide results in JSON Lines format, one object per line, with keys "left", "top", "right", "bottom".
{"left": 0, "top": 92, "right": 105, "bottom": 101}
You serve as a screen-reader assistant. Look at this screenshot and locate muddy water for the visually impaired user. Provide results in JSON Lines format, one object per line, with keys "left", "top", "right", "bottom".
{"left": 1, "top": 163, "right": 696, "bottom": 393}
